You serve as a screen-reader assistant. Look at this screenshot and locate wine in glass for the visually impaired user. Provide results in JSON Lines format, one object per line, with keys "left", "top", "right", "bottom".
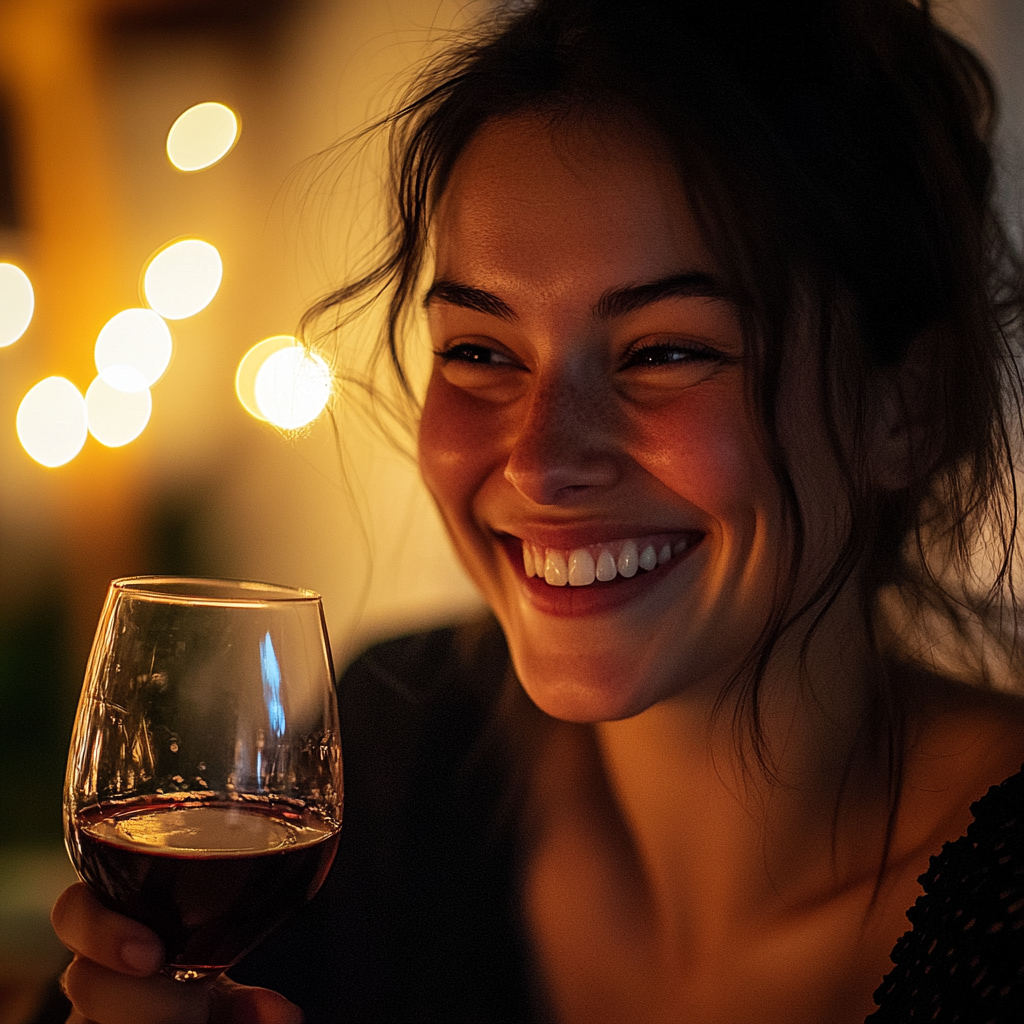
{"left": 63, "top": 576, "right": 343, "bottom": 981}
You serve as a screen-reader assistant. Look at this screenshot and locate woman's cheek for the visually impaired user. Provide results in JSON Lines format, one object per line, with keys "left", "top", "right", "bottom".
{"left": 628, "top": 396, "right": 769, "bottom": 515}
{"left": 418, "top": 373, "right": 500, "bottom": 517}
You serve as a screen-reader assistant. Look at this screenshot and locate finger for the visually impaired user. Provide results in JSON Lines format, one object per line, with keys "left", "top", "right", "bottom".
{"left": 213, "top": 977, "right": 305, "bottom": 1024}
{"left": 52, "top": 883, "right": 164, "bottom": 976}
{"left": 61, "top": 955, "right": 213, "bottom": 1024}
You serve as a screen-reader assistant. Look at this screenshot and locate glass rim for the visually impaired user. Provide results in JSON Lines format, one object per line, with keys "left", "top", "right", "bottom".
{"left": 110, "top": 576, "right": 322, "bottom": 607}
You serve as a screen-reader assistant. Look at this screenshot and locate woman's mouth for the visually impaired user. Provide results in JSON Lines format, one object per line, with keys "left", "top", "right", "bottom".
{"left": 521, "top": 534, "right": 693, "bottom": 586}
{"left": 495, "top": 530, "right": 704, "bottom": 618}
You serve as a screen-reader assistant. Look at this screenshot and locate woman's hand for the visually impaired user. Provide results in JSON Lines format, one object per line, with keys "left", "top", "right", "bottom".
{"left": 51, "top": 884, "right": 303, "bottom": 1024}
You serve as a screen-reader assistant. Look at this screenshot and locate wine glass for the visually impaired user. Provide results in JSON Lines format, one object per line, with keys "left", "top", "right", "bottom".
{"left": 63, "top": 576, "right": 343, "bottom": 982}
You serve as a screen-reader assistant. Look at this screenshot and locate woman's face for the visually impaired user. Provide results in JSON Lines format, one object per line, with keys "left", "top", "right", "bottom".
{"left": 419, "top": 114, "right": 829, "bottom": 722}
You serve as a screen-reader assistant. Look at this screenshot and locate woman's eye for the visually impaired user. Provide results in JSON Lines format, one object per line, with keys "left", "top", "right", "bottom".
{"left": 434, "top": 340, "right": 526, "bottom": 402}
{"left": 621, "top": 341, "right": 722, "bottom": 370}
{"left": 435, "top": 342, "right": 518, "bottom": 366}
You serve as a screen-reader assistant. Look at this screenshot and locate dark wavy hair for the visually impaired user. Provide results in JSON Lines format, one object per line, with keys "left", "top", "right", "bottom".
{"left": 303, "top": 0, "right": 1024, "bottom": 814}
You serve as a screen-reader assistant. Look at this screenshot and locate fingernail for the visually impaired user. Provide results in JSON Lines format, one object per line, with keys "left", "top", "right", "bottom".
{"left": 121, "top": 938, "right": 163, "bottom": 973}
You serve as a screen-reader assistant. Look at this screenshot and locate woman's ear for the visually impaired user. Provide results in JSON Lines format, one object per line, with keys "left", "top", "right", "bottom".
{"left": 868, "top": 333, "right": 942, "bottom": 492}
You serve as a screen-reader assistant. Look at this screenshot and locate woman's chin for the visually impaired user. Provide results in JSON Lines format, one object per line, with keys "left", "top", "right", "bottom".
{"left": 512, "top": 654, "right": 661, "bottom": 723}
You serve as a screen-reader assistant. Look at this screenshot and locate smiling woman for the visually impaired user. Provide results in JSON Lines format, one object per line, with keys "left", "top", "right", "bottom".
{"left": 419, "top": 114, "right": 772, "bottom": 723}
{"left": 44, "top": 1, "right": 1024, "bottom": 1023}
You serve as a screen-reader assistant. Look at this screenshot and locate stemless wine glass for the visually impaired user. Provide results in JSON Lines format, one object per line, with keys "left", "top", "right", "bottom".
{"left": 64, "top": 577, "right": 343, "bottom": 982}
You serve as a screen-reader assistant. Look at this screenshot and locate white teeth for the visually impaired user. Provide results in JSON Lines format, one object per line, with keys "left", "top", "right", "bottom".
{"left": 618, "top": 540, "right": 639, "bottom": 578}
{"left": 595, "top": 549, "right": 617, "bottom": 582}
{"left": 522, "top": 535, "right": 695, "bottom": 587}
{"left": 544, "top": 549, "right": 568, "bottom": 586}
{"left": 523, "top": 544, "right": 536, "bottom": 577}
{"left": 568, "top": 549, "right": 596, "bottom": 586}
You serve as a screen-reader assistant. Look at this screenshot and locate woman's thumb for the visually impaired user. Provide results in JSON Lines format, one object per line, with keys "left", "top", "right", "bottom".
{"left": 212, "top": 977, "right": 305, "bottom": 1024}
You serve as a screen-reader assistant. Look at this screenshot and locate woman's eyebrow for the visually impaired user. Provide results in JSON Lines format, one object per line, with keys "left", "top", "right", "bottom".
{"left": 594, "top": 272, "right": 732, "bottom": 320}
{"left": 423, "top": 271, "right": 731, "bottom": 322}
{"left": 423, "top": 280, "right": 517, "bottom": 321}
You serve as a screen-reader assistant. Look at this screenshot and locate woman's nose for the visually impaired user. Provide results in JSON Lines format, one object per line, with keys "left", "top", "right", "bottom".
{"left": 503, "top": 371, "right": 622, "bottom": 505}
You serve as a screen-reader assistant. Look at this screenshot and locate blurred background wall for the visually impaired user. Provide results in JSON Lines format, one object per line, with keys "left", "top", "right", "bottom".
{"left": 0, "top": 0, "right": 1019, "bottom": 1019}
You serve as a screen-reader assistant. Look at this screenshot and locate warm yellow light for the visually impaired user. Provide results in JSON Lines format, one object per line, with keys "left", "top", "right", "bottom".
{"left": 254, "top": 346, "right": 333, "bottom": 429}
{"left": 143, "top": 239, "right": 222, "bottom": 320}
{"left": 235, "top": 335, "right": 301, "bottom": 421}
{"left": 95, "top": 308, "right": 172, "bottom": 391}
{"left": 166, "top": 102, "right": 240, "bottom": 172}
{"left": 0, "top": 262, "right": 35, "bottom": 347}
{"left": 86, "top": 375, "right": 152, "bottom": 447}
{"left": 16, "top": 377, "right": 88, "bottom": 467}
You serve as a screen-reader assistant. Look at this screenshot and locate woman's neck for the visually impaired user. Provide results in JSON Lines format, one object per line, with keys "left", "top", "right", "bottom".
{"left": 588, "top": 608, "right": 893, "bottom": 939}
{"left": 521, "top": 605, "right": 1024, "bottom": 1023}
{"left": 521, "top": 629, "right": 909, "bottom": 1024}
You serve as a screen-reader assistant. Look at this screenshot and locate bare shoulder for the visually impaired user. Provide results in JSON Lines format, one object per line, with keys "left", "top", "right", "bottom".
{"left": 897, "top": 666, "right": 1024, "bottom": 849}
{"left": 910, "top": 669, "right": 1024, "bottom": 756}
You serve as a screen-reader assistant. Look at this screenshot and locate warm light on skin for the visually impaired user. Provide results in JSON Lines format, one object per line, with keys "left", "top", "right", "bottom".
{"left": 85, "top": 375, "right": 152, "bottom": 447}
{"left": 166, "top": 102, "right": 240, "bottom": 172}
{"left": 17, "top": 377, "right": 88, "bottom": 467}
{"left": 143, "top": 239, "right": 223, "bottom": 320}
{"left": 254, "top": 346, "right": 333, "bottom": 429}
{"left": 419, "top": 115, "right": 784, "bottom": 723}
{"left": 95, "top": 308, "right": 173, "bottom": 391}
{"left": 235, "top": 335, "right": 302, "bottom": 421}
{"left": 0, "top": 262, "right": 35, "bottom": 347}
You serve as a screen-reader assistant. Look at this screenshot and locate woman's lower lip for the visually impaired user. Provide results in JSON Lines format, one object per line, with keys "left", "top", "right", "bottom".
{"left": 499, "top": 536, "right": 701, "bottom": 618}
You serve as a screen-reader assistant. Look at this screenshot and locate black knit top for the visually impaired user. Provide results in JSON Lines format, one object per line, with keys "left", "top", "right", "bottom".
{"left": 869, "top": 764, "right": 1024, "bottom": 1022}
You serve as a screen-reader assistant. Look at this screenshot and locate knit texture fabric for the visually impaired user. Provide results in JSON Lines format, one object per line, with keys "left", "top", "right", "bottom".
{"left": 868, "top": 766, "right": 1024, "bottom": 1023}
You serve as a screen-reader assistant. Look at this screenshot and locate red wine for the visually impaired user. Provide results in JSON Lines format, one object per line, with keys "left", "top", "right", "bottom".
{"left": 72, "top": 800, "right": 340, "bottom": 974}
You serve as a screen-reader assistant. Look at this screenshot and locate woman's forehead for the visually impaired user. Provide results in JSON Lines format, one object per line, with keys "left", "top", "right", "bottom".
{"left": 431, "top": 113, "right": 720, "bottom": 299}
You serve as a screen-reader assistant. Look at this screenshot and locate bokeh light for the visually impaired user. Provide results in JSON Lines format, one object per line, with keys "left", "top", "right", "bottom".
{"left": 235, "top": 335, "right": 301, "bottom": 421}
{"left": 0, "top": 262, "right": 35, "bottom": 347}
{"left": 166, "top": 102, "right": 240, "bottom": 172}
{"left": 143, "top": 239, "right": 222, "bottom": 319}
{"left": 95, "top": 308, "right": 172, "bottom": 391}
{"left": 86, "top": 375, "right": 152, "bottom": 447}
{"left": 254, "top": 346, "right": 333, "bottom": 429}
{"left": 17, "top": 377, "right": 88, "bottom": 467}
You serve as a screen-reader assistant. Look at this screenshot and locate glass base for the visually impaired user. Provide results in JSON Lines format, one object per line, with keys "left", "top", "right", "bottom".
{"left": 160, "top": 965, "right": 222, "bottom": 982}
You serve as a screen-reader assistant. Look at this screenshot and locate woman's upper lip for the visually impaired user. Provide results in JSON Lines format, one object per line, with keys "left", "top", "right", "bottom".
{"left": 491, "top": 523, "right": 705, "bottom": 549}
